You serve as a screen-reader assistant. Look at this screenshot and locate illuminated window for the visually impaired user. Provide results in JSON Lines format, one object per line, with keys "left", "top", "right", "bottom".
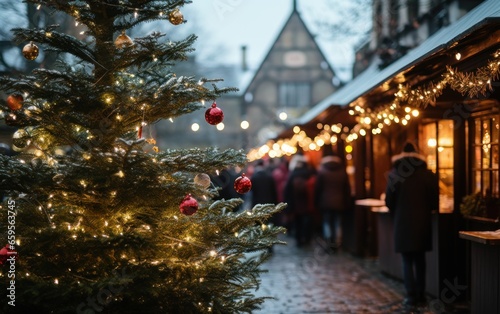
{"left": 419, "top": 120, "right": 454, "bottom": 213}
{"left": 472, "top": 115, "right": 499, "bottom": 197}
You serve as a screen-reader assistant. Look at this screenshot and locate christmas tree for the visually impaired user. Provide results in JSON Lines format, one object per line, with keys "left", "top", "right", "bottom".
{"left": 0, "top": 1, "right": 285, "bottom": 313}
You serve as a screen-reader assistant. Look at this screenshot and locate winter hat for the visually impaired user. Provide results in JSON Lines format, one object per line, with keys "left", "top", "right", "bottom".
{"left": 289, "top": 154, "right": 308, "bottom": 170}
{"left": 402, "top": 142, "right": 417, "bottom": 153}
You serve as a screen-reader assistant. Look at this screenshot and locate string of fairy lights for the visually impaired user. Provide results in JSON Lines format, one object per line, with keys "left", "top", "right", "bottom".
{"left": 1, "top": 4, "right": 253, "bottom": 301}
{"left": 25, "top": 3, "right": 499, "bottom": 164}
{"left": 4, "top": 2, "right": 219, "bottom": 157}
{"left": 248, "top": 48, "right": 500, "bottom": 161}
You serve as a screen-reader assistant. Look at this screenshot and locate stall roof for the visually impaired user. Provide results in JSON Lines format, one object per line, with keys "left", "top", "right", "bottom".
{"left": 298, "top": 0, "right": 500, "bottom": 125}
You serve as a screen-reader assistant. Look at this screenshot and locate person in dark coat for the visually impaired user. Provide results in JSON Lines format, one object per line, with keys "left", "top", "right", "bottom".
{"left": 284, "top": 154, "right": 314, "bottom": 246}
{"left": 250, "top": 160, "right": 278, "bottom": 207}
{"left": 314, "top": 152, "right": 351, "bottom": 249}
{"left": 385, "top": 142, "right": 439, "bottom": 307}
{"left": 211, "top": 166, "right": 242, "bottom": 210}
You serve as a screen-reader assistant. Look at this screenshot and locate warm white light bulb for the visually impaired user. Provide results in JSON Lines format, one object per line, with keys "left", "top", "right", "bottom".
{"left": 240, "top": 120, "right": 249, "bottom": 130}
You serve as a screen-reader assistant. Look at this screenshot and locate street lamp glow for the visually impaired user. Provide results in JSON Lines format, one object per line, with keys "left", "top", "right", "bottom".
{"left": 191, "top": 123, "right": 200, "bottom": 132}
{"left": 278, "top": 111, "right": 288, "bottom": 121}
{"left": 240, "top": 120, "right": 249, "bottom": 129}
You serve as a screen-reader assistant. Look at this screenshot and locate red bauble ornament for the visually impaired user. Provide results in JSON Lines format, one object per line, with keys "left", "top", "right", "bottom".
{"left": 234, "top": 173, "right": 252, "bottom": 194}
{"left": 180, "top": 194, "right": 198, "bottom": 216}
{"left": 205, "top": 102, "right": 224, "bottom": 125}
{"left": 6, "top": 94, "right": 23, "bottom": 111}
{"left": 0, "top": 244, "right": 18, "bottom": 266}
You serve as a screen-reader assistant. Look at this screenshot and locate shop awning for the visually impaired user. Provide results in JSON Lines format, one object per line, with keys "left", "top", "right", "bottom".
{"left": 298, "top": 0, "right": 500, "bottom": 126}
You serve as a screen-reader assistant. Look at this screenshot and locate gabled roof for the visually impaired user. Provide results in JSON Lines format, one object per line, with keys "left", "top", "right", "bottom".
{"left": 299, "top": 61, "right": 380, "bottom": 124}
{"left": 240, "top": 5, "right": 337, "bottom": 96}
{"left": 299, "top": 0, "right": 500, "bottom": 124}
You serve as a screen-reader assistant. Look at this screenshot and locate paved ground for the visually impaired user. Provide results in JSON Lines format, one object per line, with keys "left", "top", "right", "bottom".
{"left": 254, "top": 235, "right": 469, "bottom": 314}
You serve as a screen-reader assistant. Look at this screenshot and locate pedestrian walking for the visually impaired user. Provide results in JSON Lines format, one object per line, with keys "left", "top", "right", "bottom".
{"left": 384, "top": 142, "right": 439, "bottom": 307}
{"left": 271, "top": 157, "right": 289, "bottom": 226}
{"left": 251, "top": 159, "right": 278, "bottom": 207}
{"left": 314, "top": 148, "right": 351, "bottom": 250}
{"left": 284, "top": 154, "right": 315, "bottom": 246}
{"left": 271, "top": 157, "right": 289, "bottom": 203}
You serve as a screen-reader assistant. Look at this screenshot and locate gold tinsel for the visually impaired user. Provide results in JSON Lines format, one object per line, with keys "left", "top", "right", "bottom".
{"left": 252, "top": 50, "right": 500, "bottom": 156}
{"left": 353, "top": 49, "right": 500, "bottom": 130}
{"left": 396, "top": 49, "right": 500, "bottom": 108}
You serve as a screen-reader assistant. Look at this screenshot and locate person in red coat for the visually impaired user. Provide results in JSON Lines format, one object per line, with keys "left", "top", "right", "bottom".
{"left": 385, "top": 142, "right": 439, "bottom": 307}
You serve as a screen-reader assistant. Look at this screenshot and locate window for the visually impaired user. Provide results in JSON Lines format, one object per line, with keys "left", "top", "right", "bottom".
{"left": 419, "top": 120, "right": 454, "bottom": 213}
{"left": 278, "top": 82, "right": 311, "bottom": 108}
{"left": 472, "top": 115, "right": 499, "bottom": 197}
{"left": 407, "top": 0, "right": 419, "bottom": 25}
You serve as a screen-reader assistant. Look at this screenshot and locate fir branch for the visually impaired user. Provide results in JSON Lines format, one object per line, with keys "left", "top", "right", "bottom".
{"left": 110, "top": 0, "right": 189, "bottom": 31}
{"left": 116, "top": 33, "right": 196, "bottom": 69}
{"left": 11, "top": 26, "right": 98, "bottom": 66}
{"left": 1, "top": 1, "right": 283, "bottom": 313}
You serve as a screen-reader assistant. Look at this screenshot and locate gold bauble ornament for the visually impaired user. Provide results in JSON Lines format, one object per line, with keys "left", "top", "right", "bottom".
{"left": 114, "top": 31, "right": 134, "bottom": 49}
{"left": 12, "top": 129, "right": 31, "bottom": 152}
{"left": 194, "top": 173, "right": 211, "bottom": 189}
{"left": 22, "top": 42, "right": 39, "bottom": 61}
{"left": 169, "top": 8, "right": 184, "bottom": 25}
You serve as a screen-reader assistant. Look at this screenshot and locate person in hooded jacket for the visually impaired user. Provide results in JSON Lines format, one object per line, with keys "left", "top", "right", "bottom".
{"left": 314, "top": 150, "right": 351, "bottom": 250}
{"left": 385, "top": 142, "right": 439, "bottom": 307}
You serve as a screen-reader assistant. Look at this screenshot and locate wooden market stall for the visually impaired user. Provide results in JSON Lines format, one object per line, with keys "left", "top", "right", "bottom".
{"left": 277, "top": 0, "right": 500, "bottom": 305}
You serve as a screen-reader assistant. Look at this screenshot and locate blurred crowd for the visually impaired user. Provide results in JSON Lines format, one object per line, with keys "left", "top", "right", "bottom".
{"left": 212, "top": 145, "right": 353, "bottom": 250}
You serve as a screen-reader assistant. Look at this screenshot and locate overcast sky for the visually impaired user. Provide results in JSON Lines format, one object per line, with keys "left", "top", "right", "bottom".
{"left": 183, "top": 0, "right": 369, "bottom": 81}
{"left": 0, "top": 0, "right": 370, "bottom": 81}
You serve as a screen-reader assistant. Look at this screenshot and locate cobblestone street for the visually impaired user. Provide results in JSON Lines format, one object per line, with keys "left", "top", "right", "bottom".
{"left": 254, "top": 235, "right": 466, "bottom": 314}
